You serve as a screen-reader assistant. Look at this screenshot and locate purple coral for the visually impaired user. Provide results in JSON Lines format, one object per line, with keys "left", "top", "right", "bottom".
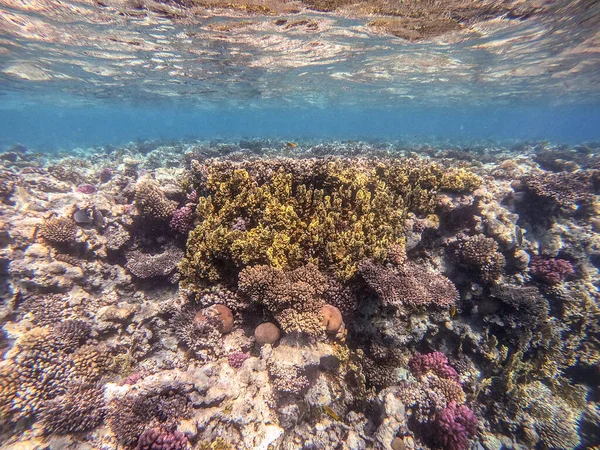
{"left": 409, "top": 352, "right": 459, "bottom": 381}
{"left": 136, "top": 427, "right": 188, "bottom": 450}
{"left": 227, "top": 351, "right": 249, "bottom": 368}
{"left": 436, "top": 402, "right": 477, "bottom": 450}
{"left": 170, "top": 206, "right": 195, "bottom": 234}
{"left": 76, "top": 183, "right": 97, "bottom": 194}
{"left": 529, "top": 256, "right": 575, "bottom": 285}
{"left": 99, "top": 167, "right": 113, "bottom": 183}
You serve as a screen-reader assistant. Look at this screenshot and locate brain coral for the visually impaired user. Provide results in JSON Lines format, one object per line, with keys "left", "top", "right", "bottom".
{"left": 180, "top": 157, "right": 480, "bottom": 282}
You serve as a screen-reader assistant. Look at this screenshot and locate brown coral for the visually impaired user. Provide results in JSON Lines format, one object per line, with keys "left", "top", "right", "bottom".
{"left": 358, "top": 259, "right": 458, "bottom": 309}
{"left": 134, "top": 179, "right": 177, "bottom": 221}
{"left": 39, "top": 217, "right": 77, "bottom": 244}
{"left": 454, "top": 234, "right": 505, "bottom": 284}
{"left": 238, "top": 264, "right": 330, "bottom": 336}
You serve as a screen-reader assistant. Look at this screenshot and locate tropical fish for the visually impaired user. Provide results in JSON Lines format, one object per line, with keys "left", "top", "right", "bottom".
{"left": 322, "top": 405, "right": 340, "bottom": 421}
{"left": 286, "top": 141, "right": 298, "bottom": 148}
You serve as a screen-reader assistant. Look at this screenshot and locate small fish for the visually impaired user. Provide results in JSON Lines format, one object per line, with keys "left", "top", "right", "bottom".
{"left": 286, "top": 141, "right": 298, "bottom": 148}
{"left": 322, "top": 405, "right": 340, "bottom": 421}
{"left": 450, "top": 305, "right": 457, "bottom": 318}
{"left": 515, "top": 225, "right": 524, "bottom": 248}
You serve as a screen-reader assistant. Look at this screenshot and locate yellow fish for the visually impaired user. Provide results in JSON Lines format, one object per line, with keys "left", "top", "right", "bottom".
{"left": 286, "top": 141, "right": 298, "bottom": 148}
{"left": 323, "top": 405, "right": 340, "bottom": 421}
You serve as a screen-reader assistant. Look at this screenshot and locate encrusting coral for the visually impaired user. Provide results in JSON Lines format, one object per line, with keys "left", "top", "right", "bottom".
{"left": 180, "top": 157, "right": 481, "bottom": 282}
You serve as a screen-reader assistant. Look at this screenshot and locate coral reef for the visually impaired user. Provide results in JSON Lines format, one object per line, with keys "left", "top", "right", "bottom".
{"left": 0, "top": 140, "right": 597, "bottom": 450}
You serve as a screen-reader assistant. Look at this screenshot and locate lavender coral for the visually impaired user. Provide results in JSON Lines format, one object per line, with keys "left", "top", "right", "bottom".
{"left": 409, "top": 352, "right": 459, "bottom": 381}
{"left": 136, "top": 427, "right": 189, "bottom": 450}
{"left": 436, "top": 401, "right": 478, "bottom": 450}
{"left": 529, "top": 256, "right": 575, "bottom": 285}
{"left": 170, "top": 205, "right": 195, "bottom": 234}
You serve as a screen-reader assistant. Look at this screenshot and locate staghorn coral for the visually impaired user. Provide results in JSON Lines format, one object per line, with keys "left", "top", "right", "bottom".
{"left": 181, "top": 157, "right": 480, "bottom": 281}
{"left": 39, "top": 217, "right": 78, "bottom": 244}
{"left": 125, "top": 244, "right": 184, "bottom": 280}
{"left": 358, "top": 259, "right": 458, "bottom": 309}
{"left": 39, "top": 383, "right": 105, "bottom": 434}
{"left": 135, "top": 179, "right": 177, "bottom": 221}
{"left": 454, "top": 234, "right": 505, "bottom": 284}
{"left": 529, "top": 256, "right": 575, "bottom": 285}
{"left": 136, "top": 426, "right": 189, "bottom": 450}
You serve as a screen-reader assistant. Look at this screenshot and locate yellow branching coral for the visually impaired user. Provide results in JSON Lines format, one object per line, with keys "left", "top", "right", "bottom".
{"left": 181, "top": 158, "right": 481, "bottom": 282}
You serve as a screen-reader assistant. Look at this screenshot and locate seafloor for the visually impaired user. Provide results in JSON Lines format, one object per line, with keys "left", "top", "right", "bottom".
{"left": 0, "top": 139, "right": 598, "bottom": 450}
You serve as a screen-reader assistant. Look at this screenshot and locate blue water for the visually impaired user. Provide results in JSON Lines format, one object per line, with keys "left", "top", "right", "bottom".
{"left": 2, "top": 102, "right": 600, "bottom": 150}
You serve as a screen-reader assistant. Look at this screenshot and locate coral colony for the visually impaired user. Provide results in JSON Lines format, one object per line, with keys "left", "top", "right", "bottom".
{"left": 0, "top": 140, "right": 598, "bottom": 450}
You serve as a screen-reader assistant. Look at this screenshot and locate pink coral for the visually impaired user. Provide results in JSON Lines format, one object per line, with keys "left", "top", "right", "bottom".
{"left": 136, "top": 427, "right": 188, "bottom": 450}
{"left": 227, "top": 351, "right": 249, "bottom": 368}
{"left": 436, "top": 401, "right": 477, "bottom": 450}
{"left": 409, "top": 352, "right": 459, "bottom": 381}
{"left": 529, "top": 256, "right": 575, "bottom": 285}
{"left": 169, "top": 206, "right": 195, "bottom": 234}
{"left": 76, "top": 183, "right": 97, "bottom": 194}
